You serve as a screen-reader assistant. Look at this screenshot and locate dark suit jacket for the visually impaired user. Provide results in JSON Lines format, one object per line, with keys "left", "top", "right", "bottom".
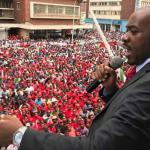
{"left": 19, "top": 63, "right": 150, "bottom": 150}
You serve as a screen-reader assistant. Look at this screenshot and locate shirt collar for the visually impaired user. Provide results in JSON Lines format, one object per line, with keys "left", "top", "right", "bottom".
{"left": 136, "top": 58, "right": 150, "bottom": 72}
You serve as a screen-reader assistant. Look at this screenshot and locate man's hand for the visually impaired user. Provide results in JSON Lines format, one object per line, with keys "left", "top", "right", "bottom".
{"left": 92, "top": 63, "right": 118, "bottom": 93}
{"left": 0, "top": 115, "right": 23, "bottom": 147}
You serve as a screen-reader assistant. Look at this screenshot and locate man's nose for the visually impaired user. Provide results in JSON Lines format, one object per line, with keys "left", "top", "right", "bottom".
{"left": 122, "top": 33, "right": 129, "bottom": 43}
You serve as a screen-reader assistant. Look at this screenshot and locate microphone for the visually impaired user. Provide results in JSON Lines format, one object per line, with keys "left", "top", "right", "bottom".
{"left": 86, "top": 56, "right": 124, "bottom": 93}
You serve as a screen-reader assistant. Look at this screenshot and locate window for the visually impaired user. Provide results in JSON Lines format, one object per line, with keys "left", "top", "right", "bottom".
{"left": 32, "top": 2, "right": 79, "bottom": 18}
{"left": 48, "top": 5, "right": 63, "bottom": 15}
{"left": 16, "top": 2, "right": 20, "bottom": 10}
{"left": 34, "top": 4, "right": 46, "bottom": 14}
{"left": 0, "top": 10, "right": 3, "bottom": 17}
{"left": 0, "top": 9, "right": 14, "bottom": 18}
{"left": 56, "top": 6, "right": 63, "bottom": 14}
{"left": 106, "top": 24, "right": 111, "bottom": 31}
{"left": 101, "top": 11, "right": 105, "bottom": 15}
{"left": 0, "top": 0, "right": 12, "bottom": 8}
{"left": 117, "top": 1, "right": 121, "bottom": 6}
{"left": 100, "top": 24, "right": 105, "bottom": 31}
{"left": 48, "top": 5, "right": 55, "bottom": 14}
{"left": 90, "top": 2, "right": 97, "bottom": 6}
{"left": 65, "top": 7, "right": 74, "bottom": 15}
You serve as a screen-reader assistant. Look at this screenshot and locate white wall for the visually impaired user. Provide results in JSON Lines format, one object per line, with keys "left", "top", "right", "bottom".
{"left": 0, "top": 29, "right": 8, "bottom": 40}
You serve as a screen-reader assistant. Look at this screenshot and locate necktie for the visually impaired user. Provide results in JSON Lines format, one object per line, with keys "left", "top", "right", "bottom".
{"left": 126, "top": 66, "right": 136, "bottom": 82}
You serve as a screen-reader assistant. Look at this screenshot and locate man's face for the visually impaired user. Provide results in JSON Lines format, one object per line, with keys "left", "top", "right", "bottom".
{"left": 122, "top": 10, "right": 150, "bottom": 65}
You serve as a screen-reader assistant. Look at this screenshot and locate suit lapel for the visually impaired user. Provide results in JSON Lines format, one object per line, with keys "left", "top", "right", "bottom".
{"left": 96, "top": 62, "right": 150, "bottom": 117}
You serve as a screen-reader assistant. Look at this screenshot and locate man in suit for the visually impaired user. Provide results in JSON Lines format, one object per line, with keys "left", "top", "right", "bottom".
{"left": 1, "top": 6, "right": 150, "bottom": 150}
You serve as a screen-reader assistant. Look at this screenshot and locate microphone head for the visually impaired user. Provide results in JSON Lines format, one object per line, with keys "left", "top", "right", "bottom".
{"left": 110, "top": 56, "right": 124, "bottom": 69}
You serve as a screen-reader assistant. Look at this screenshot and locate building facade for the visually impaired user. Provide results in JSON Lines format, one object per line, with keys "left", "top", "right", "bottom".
{"left": 86, "top": 0, "right": 150, "bottom": 32}
{"left": 137, "top": 0, "right": 150, "bottom": 7}
{"left": 0, "top": 0, "right": 92, "bottom": 39}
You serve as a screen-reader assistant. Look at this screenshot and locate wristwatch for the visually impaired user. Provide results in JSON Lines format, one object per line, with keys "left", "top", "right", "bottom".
{"left": 13, "top": 126, "right": 27, "bottom": 147}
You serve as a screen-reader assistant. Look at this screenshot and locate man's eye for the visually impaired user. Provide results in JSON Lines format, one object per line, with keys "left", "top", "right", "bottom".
{"left": 131, "top": 30, "right": 138, "bottom": 35}
{"left": 126, "top": 28, "right": 139, "bottom": 35}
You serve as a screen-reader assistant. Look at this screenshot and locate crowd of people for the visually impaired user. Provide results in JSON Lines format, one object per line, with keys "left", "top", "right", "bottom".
{"left": 0, "top": 30, "right": 128, "bottom": 137}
